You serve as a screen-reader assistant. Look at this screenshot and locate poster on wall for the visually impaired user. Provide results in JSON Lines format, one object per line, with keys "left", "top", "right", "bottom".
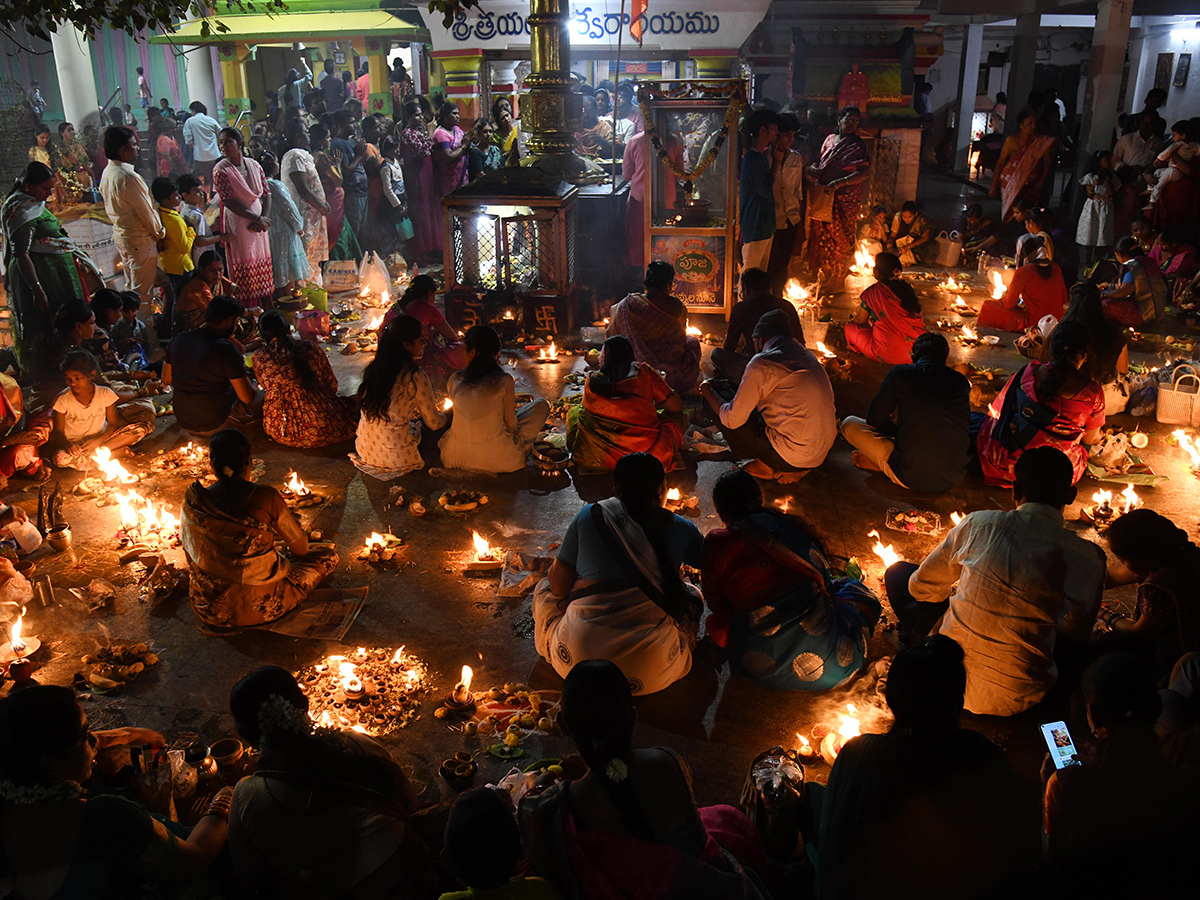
{"left": 1175, "top": 54, "right": 1191, "bottom": 88}
{"left": 650, "top": 235, "right": 726, "bottom": 310}
{"left": 1155, "top": 53, "right": 1175, "bottom": 92}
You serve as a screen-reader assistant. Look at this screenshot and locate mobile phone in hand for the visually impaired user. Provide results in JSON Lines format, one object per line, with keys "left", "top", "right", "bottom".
{"left": 1041, "top": 721, "right": 1081, "bottom": 769}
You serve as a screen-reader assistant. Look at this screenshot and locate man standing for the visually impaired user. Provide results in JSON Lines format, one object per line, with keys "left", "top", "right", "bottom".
{"left": 355, "top": 62, "right": 370, "bottom": 112}
{"left": 1112, "top": 113, "right": 1164, "bottom": 170}
{"left": 739, "top": 109, "right": 780, "bottom": 272}
{"left": 766, "top": 113, "right": 806, "bottom": 296}
{"left": 181, "top": 102, "right": 221, "bottom": 184}
{"left": 331, "top": 111, "right": 369, "bottom": 240}
{"left": 884, "top": 447, "right": 1105, "bottom": 716}
{"left": 840, "top": 333, "right": 970, "bottom": 493}
{"left": 321, "top": 59, "right": 345, "bottom": 113}
{"left": 137, "top": 67, "right": 151, "bottom": 109}
{"left": 702, "top": 309, "right": 836, "bottom": 482}
{"left": 99, "top": 126, "right": 166, "bottom": 360}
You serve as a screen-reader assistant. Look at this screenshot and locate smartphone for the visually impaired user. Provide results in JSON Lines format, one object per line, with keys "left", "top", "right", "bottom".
{"left": 1040, "top": 721, "right": 1081, "bottom": 769}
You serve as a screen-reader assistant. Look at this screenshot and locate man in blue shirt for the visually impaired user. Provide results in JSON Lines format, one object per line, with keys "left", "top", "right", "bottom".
{"left": 331, "top": 110, "right": 369, "bottom": 243}
{"left": 740, "top": 109, "right": 780, "bottom": 272}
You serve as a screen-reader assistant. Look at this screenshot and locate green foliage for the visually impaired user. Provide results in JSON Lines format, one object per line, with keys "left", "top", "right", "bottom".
{"left": 426, "top": 0, "right": 483, "bottom": 29}
{"left": 0, "top": 1, "right": 288, "bottom": 41}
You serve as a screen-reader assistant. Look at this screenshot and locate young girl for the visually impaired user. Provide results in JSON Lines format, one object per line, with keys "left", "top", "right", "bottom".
{"left": 50, "top": 350, "right": 153, "bottom": 470}
{"left": 1145, "top": 119, "right": 1199, "bottom": 211}
{"left": 1077, "top": 150, "right": 1114, "bottom": 268}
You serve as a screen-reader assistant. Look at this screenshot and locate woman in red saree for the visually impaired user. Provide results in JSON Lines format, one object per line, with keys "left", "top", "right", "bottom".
{"left": 843, "top": 252, "right": 926, "bottom": 365}
{"left": 991, "top": 110, "right": 1057, "bottom": 222}
{"left": 807, "top": 107, "right": 872, "bottom": 286}
{"left": 567, "top": 336, "right": 684, "bottom": 473}
{"left": 213, "top": 128, "right": 273, "bottom": 309}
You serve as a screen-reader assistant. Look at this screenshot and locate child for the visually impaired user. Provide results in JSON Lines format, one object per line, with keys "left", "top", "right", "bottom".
{"left": 1076, "top": 150, "right": 1114, "bottom": 268}
{"left": 260, "top": 151, "right": 310, "bottom": 297}
{"left": 441, "top": 788, "right": 559, "bottom": 900}
{"left": 153, "top": 177, "right": 216, "bottom": 300}
{"left": 378, "top": 135, "right": 414, "bottom": 257}
{"left": 109, "top": 293, "right": 150, "bottom": 370}
{"left": 176, "top": 174, "right": 216, "bottom": 267}
{"left": 86, "top": 290, "right": 126, "bottom": 372}
{"left": 50, "top": 350, "right": 153, "bottom": 470}
{"left": 1145, "top": 120, "right": 1199, "bottom": 211}
{"left": 856, "top": 204, "right": 889, "bottom": 256}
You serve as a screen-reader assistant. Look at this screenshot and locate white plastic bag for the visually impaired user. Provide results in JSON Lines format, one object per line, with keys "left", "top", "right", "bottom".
{"left": 358, "top": 251, "right": 391, "bottom": 296}
{"left": 4, "top": 519, "right": 42, "bottom": 553}
{"left": 1038, "top": 315, "right": 1058, "bottom": 339}
{"left": 0, "top": 572, "right": 33, "bottom": 625}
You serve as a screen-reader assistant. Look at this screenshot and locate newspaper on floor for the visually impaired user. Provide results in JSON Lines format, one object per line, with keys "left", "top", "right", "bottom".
{"left": 266, "top": 587, "right": 368, "bottom": 641}
{"left": 498, "top": 551, "right": 552, "bottom": 598}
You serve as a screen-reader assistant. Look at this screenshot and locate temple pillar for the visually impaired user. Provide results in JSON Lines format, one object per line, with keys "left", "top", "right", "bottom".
{"left": 365, "top": 36, "right": 392, "bottom": 116}
{"left": 183, "top": 45, "right": 220, "bottom": 121}
{"left": 954, "top": 23, "right": 984, "bottom": 174}
{"left": 431, "top": 49, "right": 485, "bottom": 122}
{"left": 1073, "top": 0, "right": 1133, "bottom": 214}
{"left": 691, "top": 50, "right": 739, "bottom": 81}
{"left": 50, "top": 26, "right": 99, "bottom": 129}
{"left": 489, "top": 60, "right": 520, "bottom": 120}
{"left": 218, "top": 44, "right": 251, "bottom": 135}
{"left": 1003, "top": 9, "right": 1041, "bottom": 136}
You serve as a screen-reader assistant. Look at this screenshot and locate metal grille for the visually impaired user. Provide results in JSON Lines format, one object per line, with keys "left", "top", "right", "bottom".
{"left": 451, "top": 213, "right": 501, "bottom": 291}
{"left": 502, "top": 215, "right": 557, "bottom": 292}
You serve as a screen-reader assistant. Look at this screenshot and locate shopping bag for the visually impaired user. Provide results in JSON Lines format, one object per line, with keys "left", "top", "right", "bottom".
{"left": 295, "top": 310, "right": 330, "bottom": 338}
{"left": 358, "top": 251, "right": 390, "bottom": 296}
{"left": 933, "top": 231, "right": 963, "bottom": 267}
{"left": 1156, "top": 364, "right": 1200, "bottom": 426}
{"left": 807, "top": 187, "right": 834, "bottom": 223}
{"left": 322, "top": 260, "right": 359, "bottom": 292}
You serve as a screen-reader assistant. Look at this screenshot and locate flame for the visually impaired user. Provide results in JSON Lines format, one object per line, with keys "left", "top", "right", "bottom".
{"left": 665, "top": 488, "right": 681, "bottom": 502}
{"left": 285, "top": 470, "right": 309, "bottom": 495}
{"left": 391, "top": 646, "right": 406, "bottom": 664}
{"left": 337, "top": 659, "right": 362, "bottom": 694}
{"left": 459, "top": 664, "right": 473, "bottom": 693}
{"left": 838, "top": 703, "right": 861, "bottom": 740}
{"left": 962, "top": 325, "right": 978, "bottom": 341}
{"left": 867, "top": 529, "right": 900, "bottom": 568}
{"left": 1175, "top": 431, "right": 1200, "bottom": 467}
{"left": 850, "top": 245, "right": 875, "bottom": 275}
{"left": 538, "top": 342, "right": 558, "bottom": 359}
{"left": 815, "top": 341, "right": 836, "bottom": 359}
{"left": 685, "top": 320, "right": 702, "bottom": 337}
{"left": 9, "top": 607, "right": 26, "bottom": 654}
{"left": 359, "top": 286, "right": 370, "bottom": 297}
{"left": 364, "top": 532, "right": 387, "bottom": 552}
{"left": 366, "top": 314, "right": 384, "bottom": 330}
{"left": 1120, "top": 484, "right": 1142, "bottom": 514}
{"left": 796, "top": 733, "right": 810, "bottom": 749}
{"left": 1092, "top": 488, "right": 1113, "bottom": 508}
{"left": 381, "top": 290, "right": 390, "bottom": 307}
{"left": 472, "top": 530, "right": 493, "bottom": 560}
{"left": 942, "top": 276, "right": 963, "bottom": 290}
{"left": 954, "top": 295, "right": 968, "bottom": 309}
{"left": 950, "top": 511, "right": 963, "bottom": 526}
{"left": 784, "top": 279, "right": 810, "bottom": 303}
{"left": 93, "top": 447, "right": 138, "bottom": 483}
{"left": 778, "top": 497, "right": 791, "bottom": 514}
{"left": 442, "top": 397, "right": 454, "bottom": 411}
{"left": 351, "top": 724, "right": 369, "bottom": 734}
{"left": 115, "top": 490, "right": 180, "bottom": 542}
{"left": 991, "top": 271, "right": 1004, "bottom": 299}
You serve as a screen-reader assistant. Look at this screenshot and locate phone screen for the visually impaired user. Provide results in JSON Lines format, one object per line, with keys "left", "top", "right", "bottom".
{"left": 1040, "top": 721, "right": 1081, "bottom": 769}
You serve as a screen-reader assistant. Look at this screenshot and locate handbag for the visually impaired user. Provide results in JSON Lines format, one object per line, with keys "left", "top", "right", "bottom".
{"left": 993, "top": 365, "right": 1058, "bottom": 452}
{"left": 1156, "top": 364, "right": 1200, "bottom": 427}
{"left": 933, "top": 230, "right": 964, "bottom": 267}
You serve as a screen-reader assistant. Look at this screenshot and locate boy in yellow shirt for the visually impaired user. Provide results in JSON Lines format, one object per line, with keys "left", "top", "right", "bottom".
{"left": 152, "top": 176, "right": 220, "bottom": 303}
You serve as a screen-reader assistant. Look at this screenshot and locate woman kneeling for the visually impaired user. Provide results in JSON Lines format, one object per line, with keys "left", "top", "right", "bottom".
{"left": 701, "top": 470, "right": 881, "bottom": 690}
{"left": 181, "top": 429, "right": 338, "bottom": 628}
{"left": 533, "top": 452, "right": 702, "bottom": 695}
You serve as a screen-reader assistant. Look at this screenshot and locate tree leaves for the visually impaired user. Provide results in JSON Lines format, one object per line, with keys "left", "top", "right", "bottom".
{"left": 0, "top": 1, "right": 288, "bottom": 42}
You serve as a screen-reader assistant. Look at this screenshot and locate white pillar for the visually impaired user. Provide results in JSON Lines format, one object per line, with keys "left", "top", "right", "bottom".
{"left": 1073, "top": 0, "right": 1133, "bottom": 215}
{"left": 1004, "top": 10, "right": 1041, "bottom": 137}
{"left": 954, "top": 23, "right": 984, "bottom": 174}
{"left": 50, "top": 26, "right": 99, "bottom": 129}
{"left": 184, "top": 46, "right": 220, "bottom": 119}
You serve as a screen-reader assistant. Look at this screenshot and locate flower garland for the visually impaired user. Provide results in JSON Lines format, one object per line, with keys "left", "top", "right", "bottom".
{"left": 0, "top": 778, "right": 83, "bottom": 805}
{"left": 637, "top": 82, "right": 746, "bottom": 194}
{"left": 258, "top": 693, "right": 316, "bottom": 740}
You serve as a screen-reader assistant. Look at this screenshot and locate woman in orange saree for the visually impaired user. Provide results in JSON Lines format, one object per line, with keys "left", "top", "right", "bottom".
{"left": 991, "top": 110, "right": 1057, "bottom": 222}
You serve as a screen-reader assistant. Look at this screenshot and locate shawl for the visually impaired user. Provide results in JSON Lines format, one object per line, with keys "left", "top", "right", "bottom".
{"left": 180, "top": 482, "right": 290, "bottom": 588}
{"left": 609, "top": 293, "right": 699, "bottom": 393}
{"left": 815, "top": 134, "right": 871, "bottom": 187}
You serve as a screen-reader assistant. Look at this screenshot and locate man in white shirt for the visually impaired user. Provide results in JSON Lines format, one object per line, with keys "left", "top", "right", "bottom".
{"left": 767, "top": 112, "right": 806, "bottom": 295}
{"left": 99, "top": 126, "right": 167, "bottom": 359}
{"left": 1112, "top": 113, "right": 1164, "bottom": 170}
{"left": 885, "top": 447, "right": 1105, "bottom": 716}
{"left": 181, "top": 101, "right": 221, "bottom": 184}
{"left": 701, "top": 309, "right": 836, "bottom": 481}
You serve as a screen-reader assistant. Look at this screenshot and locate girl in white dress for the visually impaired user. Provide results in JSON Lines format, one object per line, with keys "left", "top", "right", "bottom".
{"left": 1076, "top": 150, "right": 1114, "bottom": 269}
{"left": 351, "top": 315, "right": 447, "bottom": 479}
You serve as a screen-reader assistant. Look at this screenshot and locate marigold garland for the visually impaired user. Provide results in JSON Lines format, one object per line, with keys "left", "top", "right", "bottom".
{"left": 636, "top": 82, "right": 746, "bottom": 194}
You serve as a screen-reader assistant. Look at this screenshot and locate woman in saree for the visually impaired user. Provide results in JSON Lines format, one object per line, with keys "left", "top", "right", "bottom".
{"left": 990, "top": 110, "right": 1057, "bottom": 222}
{"left": 213, "top": 128, "right": 274, "bottom": 309}
{"left": 700, "top": 470, "right": 881, "bottom": 691}
{"left": 567, "top": 335, "right": 685, "bottom": 473}
{"left": 518, "top": 660, "right": 769, "bottom": 900}
{"left": 1, "top": 162, "right": 100, "bottom": 375}
{"left": 55, "top": 121, "right": 93, "bottom": 203}
{"left": 533, "top": 452, "right": 703, "bottom": 696}
{"left": 281, "top": 122, "right": 331, "bottom": 282}
{"left": 181, "top": 429, "right": 338, "bottom": 629}
{"left": 607, "top": 261, "right": 701, "bottom": 395}
{"left": 843, "top": 252, "right": 926, "bottom": 365}
{"left": 382, "top": 274, "right": 466, "bottom": 386}
{"left": 396, "top": 101, "right": 442, "bottom": 261}
{"left": 977, "top": 320, "right": 1104, "bottom": 487}
{"left": 806, "top": 106, "right": 872, "bottom": 285}
{"left": 311, "top": 122, "right": 362, "bottom": 262}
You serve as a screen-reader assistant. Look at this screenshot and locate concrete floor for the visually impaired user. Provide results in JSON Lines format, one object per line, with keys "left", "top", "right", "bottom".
{"left": 6, "top": 171, "right": 1198, "bottom": 811}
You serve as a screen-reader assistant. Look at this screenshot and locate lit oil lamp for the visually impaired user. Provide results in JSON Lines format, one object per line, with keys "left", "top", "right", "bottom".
{"left": 536, "top": 341, "right": 560, "bottom": 363}
{"left": 92, "top": 447, "right": 139, "bottom": 484}
{"left": 685, "top": 321, "right": 702, "bottom": 337}
{"left": 820, "top": 704, "right": 862, "bottom": 764}
{"left": 465, "top": 531, "right": 503, "bottom": 573}
{"left": 1120, "top": 483, "right": 1142, "bottom": 514}
{"left": 953, "top": 295, "right": 972, "bottom": 314}
{"left": 990, "top": 271, "right": 1005, "bottom": 300}
{"left": 445, "top": 664, "right": 476, "bottom": 712}
{"left": 283, "top": 470, "right": 312, "bottom": 499}
{"left": 359, "top": 531, "right": 399, "bottom": 562}
{"left": 442, "top": 397, "right": 454, "bottom": 411}
{"left": 866, "top": 529, "right": 900, "bottom": 569}
{"left": 663, "top": 488, "right": 698, "bottom": 512}
{"left": 115, "top": 490, "right": 180, "bottom": 549}
{"left": 949, "top": 511, "right": 964, "bottom": 526}
{"left": 389, "top": 646, "right": 407, "bottom": 669}
{"left": 795, "top": 732, "right": 815, "bottom": 760}
{"left": 940, "top": 276, "right": 963, "bottom": 291}
{"left": 784, "top": 279, "right": 809, "bottom": 303}
{"left": 814, "top": 342, "right": 837, "bottom": 359}
{"left": 1, "top": 607, "right": 39, "bottom": 663}
{"left": 1173, "top": 430, "right": 1200, "bottom": 475}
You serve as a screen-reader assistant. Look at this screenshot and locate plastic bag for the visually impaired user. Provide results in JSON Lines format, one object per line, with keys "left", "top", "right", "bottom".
{"left": 0, "top": 571, "right": 34, "bottom": 623}
{"left": 323, "top": 260, "right": 359, "bottom": 292}
{"left": 170, "top": 749, "right": 198, "bottom": 799}
{"left": 358, "top": 251, "right": 391, "bottom": 296}
{"left": 740, "top": 746, "right": 805, "bottom": 860}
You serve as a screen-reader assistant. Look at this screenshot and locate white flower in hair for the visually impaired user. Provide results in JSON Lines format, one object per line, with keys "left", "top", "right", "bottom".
{"left": 604, "top": 758, "right": 628, "bottom": 783}
{"left": 0, "top": 778, "right": 83, "bottom": 805}
{"left": 257, "top": 693, "right": 313, "bottom": 739}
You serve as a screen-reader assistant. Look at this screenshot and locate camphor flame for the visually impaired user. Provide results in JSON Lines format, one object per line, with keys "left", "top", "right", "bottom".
{"left": 686, "top": 321, "right": 702, "bottom": 337}
{"left": 784, "top": 278, "right": 810, "bottom": 303}
{"left": 962, "top": 325, "right": 978, "bottom": 341}
{"left": 942, "top": 276, "right": 963, "bottom": 291}
{"left": 778, "top": 497, "right": 791, "bottom": 514}
{"left": 472, "top": 531, "right": 493, "bottom": 560}
{"left": 538, "top": 341, "right": 558, "bottom": 360}
{"left": 453, "top": 664, "right": 474, "bottom": 702}
{"left": 1092, "top": 488, "right": 1113, "bottom": 509}
{"left": 115, "top": 490, "right": 180, "bottom": 541}
{"left": 285, "top": 470, "right": 310, "bottom": 496}
{"left": 359, "top": 286, "right": 370, "bottom": 298}
{"left": 391, "top": 646, "right": 407, "bottom": 664}
{"left": 9, "top": 607, "right": 26, "bottom": 654}
{"left": 815, "top": 342, "right": 836, "bottom": 359}
{"left": 954, "top": 295, "right": 969, "bottom": 309}
{"left": 366, "top": 314, "right": 384, "bottom": 330}
{"left": 796, "top": 733, "right": 812, "bottom": 755}
{"left": 337, "top": 659, "right": 362, "bottom": 694}
{"left": 92, "top": 447, "right": 139, "bottom": 484}
{"left": 442, "top": 397, "right": 454, "bottom": 411}
{"left": 1120, "top": 484, "right": 1142, "bottom": 514}
{"left": 950, "top": 511, "right": 964, "bottom": 526}
{"left": 665, "top": 488, "right": 682, "bottom": 502}
{"left": 838, "top": 704, "right": 862, "bottom": 740}
{"left": 866, "top": 530, "right": 900, "bottom": 568}
{"left": 1174, "top": 430, "right": 1200, "bottom": 467}
{"left": 364, "top": 532, "right": 387, "bottom": 552}
{"left": 991, "top": 271, "right": 1004, "bottom": 299}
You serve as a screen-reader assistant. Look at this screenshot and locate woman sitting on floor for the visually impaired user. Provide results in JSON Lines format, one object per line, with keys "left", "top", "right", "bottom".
{"left": 227, "top": 665, "right": 439, "bottom": 900}
{"left": 977, "top": 320, "right": 1104, "bottom": 487}
{"left": 843, "top": 252, "right": 926, "bottom": 365}
{"left": 174, "top": 251, "right": 229, "bottom": 336}
{"left": 567, "top": 335, "right": 685, "bottom": 473}
{"left": 700, "top": 470, "right": 881, "bottom": 690}
{"left": 978, "top": 245, "right": 1068, "bottom": 333}
{"left": 439, "top": 325, "right": 549, "bottom": 473}
{"left": 49, "top": 349, "right": 154, "bottom": 470}
{"left": 253, "top": 311, "right": 356, "bottom": 449}
{"left": 382, "top": 274, "right": 466, "bottom": 388}
{"left": 181, "top": 429, "right": 338, "bottom": 629}
{"left": 352, "top": 315, "right": 447, "bottom": 479}
{"left": 533, "top": 452, "right": 703, "bottom": 696}
{"left": 1039, "top": 283, "right": 1129, "bottom": 416}
{"left": 607, "top": 261, "right": 701, "bottom": 395}
{"left": 1101, "top": 235, "right": 1170, "bottom": 327}
{"left": 518, "top": 660, "right": 769, "bottom": 900}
